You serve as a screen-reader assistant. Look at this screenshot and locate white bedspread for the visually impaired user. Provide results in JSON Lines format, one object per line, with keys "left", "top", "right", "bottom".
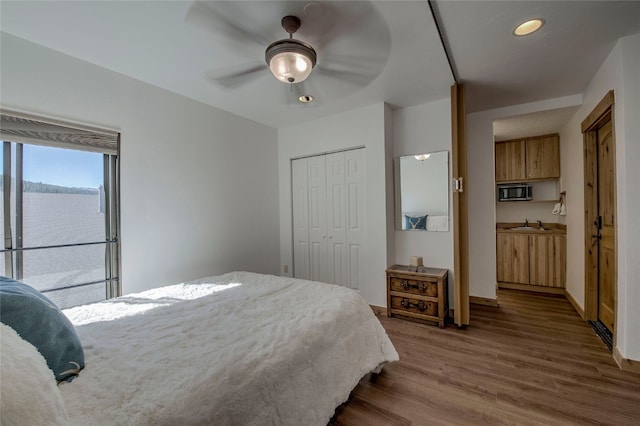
{"left": 60, "top": 271, "right": 398, "bottom": 425}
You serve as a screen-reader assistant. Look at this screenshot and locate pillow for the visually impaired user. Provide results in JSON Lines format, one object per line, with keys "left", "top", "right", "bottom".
{"left": 0, "top": 276, "right": 84, "bottom": 382}
{"left": 0, "top": 323, "right": 70, "bottom": 425}
{"left": 404, "top": 214, "right": 427, "bottom": 230}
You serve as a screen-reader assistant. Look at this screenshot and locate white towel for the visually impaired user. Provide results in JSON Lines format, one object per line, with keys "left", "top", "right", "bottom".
{"left": 560, "top": 203, "right": 566, "bottom": 216}
{"left": 552, "top": 203, "right": 561, "bottom": 215}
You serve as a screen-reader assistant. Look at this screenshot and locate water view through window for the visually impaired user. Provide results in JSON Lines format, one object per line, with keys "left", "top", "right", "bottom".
{"left": 1, "top": 143, "right": 113, "bottom": 308}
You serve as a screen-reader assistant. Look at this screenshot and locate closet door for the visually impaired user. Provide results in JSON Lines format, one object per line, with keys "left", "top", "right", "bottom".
{"left": 292, "top": 159, "right": 310, "bottom": 280}
{"left": 306, "top": 156, "right": 328, "bottom": 283}
{"left": 345, "top": 149, "right": 365, "bottom": 290}
{"left": 292, "top": 149, "right": 365, "bottom": 288}
{"left": 326, "top": 152, "right": 347, "bottom": 286}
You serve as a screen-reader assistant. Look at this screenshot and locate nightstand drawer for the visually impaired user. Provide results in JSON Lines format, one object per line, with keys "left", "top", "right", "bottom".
{"left": 389, "top": 277, "right": 437, "bottom": 297}
{"left": 390, "top": 295, "right": 438, "bottom": 317}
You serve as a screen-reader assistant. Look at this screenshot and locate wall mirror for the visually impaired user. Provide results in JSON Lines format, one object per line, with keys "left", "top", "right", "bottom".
{"left": 394, "top": 150, "right": 449, "bottom": 231}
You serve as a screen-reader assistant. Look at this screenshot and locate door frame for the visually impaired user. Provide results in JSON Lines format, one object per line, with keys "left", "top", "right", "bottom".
{"left": 451, "top": 83, "right": 469, "bottom": 326}
{"left": 582, "top": 90, "right": 617, "bottom": 332}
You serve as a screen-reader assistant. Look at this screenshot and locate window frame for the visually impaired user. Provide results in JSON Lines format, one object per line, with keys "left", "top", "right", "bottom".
{"left": 0, "top": 111, "right": 121, "bottom": 306}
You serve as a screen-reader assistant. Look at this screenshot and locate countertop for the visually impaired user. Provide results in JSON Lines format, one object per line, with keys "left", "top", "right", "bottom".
{"left": 496, "top": 222, "right": 566, "bottom": 235}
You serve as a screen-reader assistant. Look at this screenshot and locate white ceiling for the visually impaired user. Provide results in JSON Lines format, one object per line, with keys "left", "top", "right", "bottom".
{"left": 493, "top": 106, "right": 581, "bottom": 141}
{"left": 1, "top": 1, "right": 640, "bottom": 133}
{"left": 435, "top": 0, "right": 640, "bottom": 113}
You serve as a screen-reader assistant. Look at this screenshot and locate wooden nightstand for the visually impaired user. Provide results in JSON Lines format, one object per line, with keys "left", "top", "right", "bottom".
{"left": 386, "top": 265, "right": 449, "bottom": 328}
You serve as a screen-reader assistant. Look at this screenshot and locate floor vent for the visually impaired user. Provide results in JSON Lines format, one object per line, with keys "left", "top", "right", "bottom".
{"left": 589, "top": 320, "right": 613, "bottom": 352}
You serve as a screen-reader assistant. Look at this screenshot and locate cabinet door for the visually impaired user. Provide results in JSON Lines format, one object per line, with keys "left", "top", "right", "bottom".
{"left": 496, "top": 233, "right": 529, "bottom": 284}
{"left": 495, "top": 140, "right": 526, "bottom": 182}
{"left": 526, "top": 135, "right": 560, "bottom": 179}
{"left": 529, "top": 235, "right": 566, "bottom": 287}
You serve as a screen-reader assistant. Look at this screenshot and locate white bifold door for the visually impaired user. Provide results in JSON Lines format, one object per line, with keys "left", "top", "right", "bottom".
{"left": 292, "top": 149, "right": 366, "bottom": 289}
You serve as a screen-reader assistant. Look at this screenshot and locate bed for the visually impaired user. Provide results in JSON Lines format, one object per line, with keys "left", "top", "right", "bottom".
{"left": 0, "top": 271, "right": 398, "bottom": 425}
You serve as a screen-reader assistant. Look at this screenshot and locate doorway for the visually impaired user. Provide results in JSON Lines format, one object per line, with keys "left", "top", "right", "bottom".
{"left": 582, "top": 90, "right": 617, "bottom": 351}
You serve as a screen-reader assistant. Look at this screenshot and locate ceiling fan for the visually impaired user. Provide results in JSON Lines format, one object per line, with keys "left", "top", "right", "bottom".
{"left": 184, "top": 1, "right": 391, "bottom": 104}
{"left": 265, "top": 15, "right": 316, "bottom": 84}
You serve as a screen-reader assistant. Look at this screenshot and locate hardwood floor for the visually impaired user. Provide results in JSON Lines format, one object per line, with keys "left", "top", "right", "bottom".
{"left": 331, "top": 289, "right": 640, "bottom": 425}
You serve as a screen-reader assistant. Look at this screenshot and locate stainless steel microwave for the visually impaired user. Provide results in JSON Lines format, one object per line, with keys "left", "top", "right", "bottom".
{"left": 497, "top": 183, "right": 533, "bottom": 201}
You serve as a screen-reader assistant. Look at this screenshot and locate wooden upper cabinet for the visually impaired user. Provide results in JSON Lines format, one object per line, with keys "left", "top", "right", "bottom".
{"left": 495, "top": 134, "right": 560, "bottom": 182}
{"left": 495, "top": 140, "right": 526, "bottom": 182}
{"left": 526, "top": 135, "right": 560, "bottom": 179}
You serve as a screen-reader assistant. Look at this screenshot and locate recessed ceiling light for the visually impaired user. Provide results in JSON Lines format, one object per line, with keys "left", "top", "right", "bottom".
{"left": 298, "top": 95, "right": 314, "bottom": 103}
{"left": 513, "top": 19, "right": 544, "bottom": 36}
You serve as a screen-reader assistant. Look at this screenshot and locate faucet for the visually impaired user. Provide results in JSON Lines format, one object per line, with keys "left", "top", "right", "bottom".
{"left": 538, "top": 220, "right": 544, "bottom": 229}
{"left": 524, "top": 218, "right": 529, "bottom": 227}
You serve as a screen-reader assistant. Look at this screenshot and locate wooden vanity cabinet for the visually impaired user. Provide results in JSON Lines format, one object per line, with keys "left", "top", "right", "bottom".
{"left": 529, "top": 234, "right": 566, "bottom": 288}
{"left": 497, "top": 230, "right": 566, "bottom": 290}
{"left": 496, "top": 233, "right": 529, "bottom": 284}
{"left": 495, "top": 134, "right": 560, "bottom": 183}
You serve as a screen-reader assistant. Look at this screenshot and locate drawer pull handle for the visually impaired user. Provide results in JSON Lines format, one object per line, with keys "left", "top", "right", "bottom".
{"left": 401, "top": 298, "right": 427, "bottom": 311}
{"left": 401, "top": 280, "right": 427, "bottom": 292}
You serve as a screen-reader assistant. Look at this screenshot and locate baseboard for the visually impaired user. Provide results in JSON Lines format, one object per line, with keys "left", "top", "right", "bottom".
{"left": 498, "top": 282, "right": 565, "bottom": 295}
{"left": 613, "top": 347, "right": 640, "bottom": 373}
{"left": 370, "top": 305, "right": 386, "bottom": 316}
{"left": 470, "top": 296, "right": 499, "bottom": 307}
{"left": 564, "top": 290, "right": 585, "bottom": 319}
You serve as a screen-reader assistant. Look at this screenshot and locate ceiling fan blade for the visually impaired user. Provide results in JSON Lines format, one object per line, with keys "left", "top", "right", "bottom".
{"left": 207, "top": 63, "right": 267, "bottom": 89}
{"left": 309, "top": 2, "right": 381, "bottom": 51}
{"left": 300, "top": 1, "right": 390, "bottom": 90}
{"left": 315, "top": 62, "right": 379, "bottom": 87}
{"left": 185, "top": 1, "right": 269, "bottom": 46}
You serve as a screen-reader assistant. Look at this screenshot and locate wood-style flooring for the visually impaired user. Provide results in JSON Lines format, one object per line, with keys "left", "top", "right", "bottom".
{"left": 331, "top": 289, "right": 640, "bottom": 425}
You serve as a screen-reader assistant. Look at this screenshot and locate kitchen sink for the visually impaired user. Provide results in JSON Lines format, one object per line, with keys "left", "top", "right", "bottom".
{"left": 510, "top": 226, "right": 552, "bottom": 231}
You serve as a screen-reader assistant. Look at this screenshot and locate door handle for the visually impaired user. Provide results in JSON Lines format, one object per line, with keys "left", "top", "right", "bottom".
{"left": 591, "top": 233, "right": 601, "bottom": 240}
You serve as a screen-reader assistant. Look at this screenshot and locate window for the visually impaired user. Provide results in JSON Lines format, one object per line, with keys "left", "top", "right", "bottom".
{"left": 0, "top": 112, "right": 120, "bottom": 308}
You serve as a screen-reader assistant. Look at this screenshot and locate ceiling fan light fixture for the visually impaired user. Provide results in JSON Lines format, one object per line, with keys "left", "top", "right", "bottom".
{"left": 513, "top": 18, "right": 544, "bottom": 36}
{"left": 266, "top": 39, "right": 317, "bottom": 84}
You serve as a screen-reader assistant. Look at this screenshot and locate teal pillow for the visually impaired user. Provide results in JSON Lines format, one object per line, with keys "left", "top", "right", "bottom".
{"left": 405, "top": 214, "right": 427, "bottom": 230}
{"left": 0, "top": 276, "right": 84, "bottom": 382}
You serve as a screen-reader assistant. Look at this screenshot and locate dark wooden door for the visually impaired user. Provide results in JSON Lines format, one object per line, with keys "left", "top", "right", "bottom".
{"left": 597, "top": 119, "right": 616, "bottom": 333}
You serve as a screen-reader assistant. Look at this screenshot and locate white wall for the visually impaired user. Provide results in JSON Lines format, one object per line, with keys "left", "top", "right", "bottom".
{"left": 0, "top": 33, "right": 281, "bottom": 294}
{"left": 391, "top": 99, "right": 454, "bottom": 304}
{"left": 278, "top": 103, "right": 391, "bottom": 307}
{"left": 619, "top": 33, "right": 640, "bottom": 361}
{"left": 560, "top": 33, "right": 640, "bottom": 361}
